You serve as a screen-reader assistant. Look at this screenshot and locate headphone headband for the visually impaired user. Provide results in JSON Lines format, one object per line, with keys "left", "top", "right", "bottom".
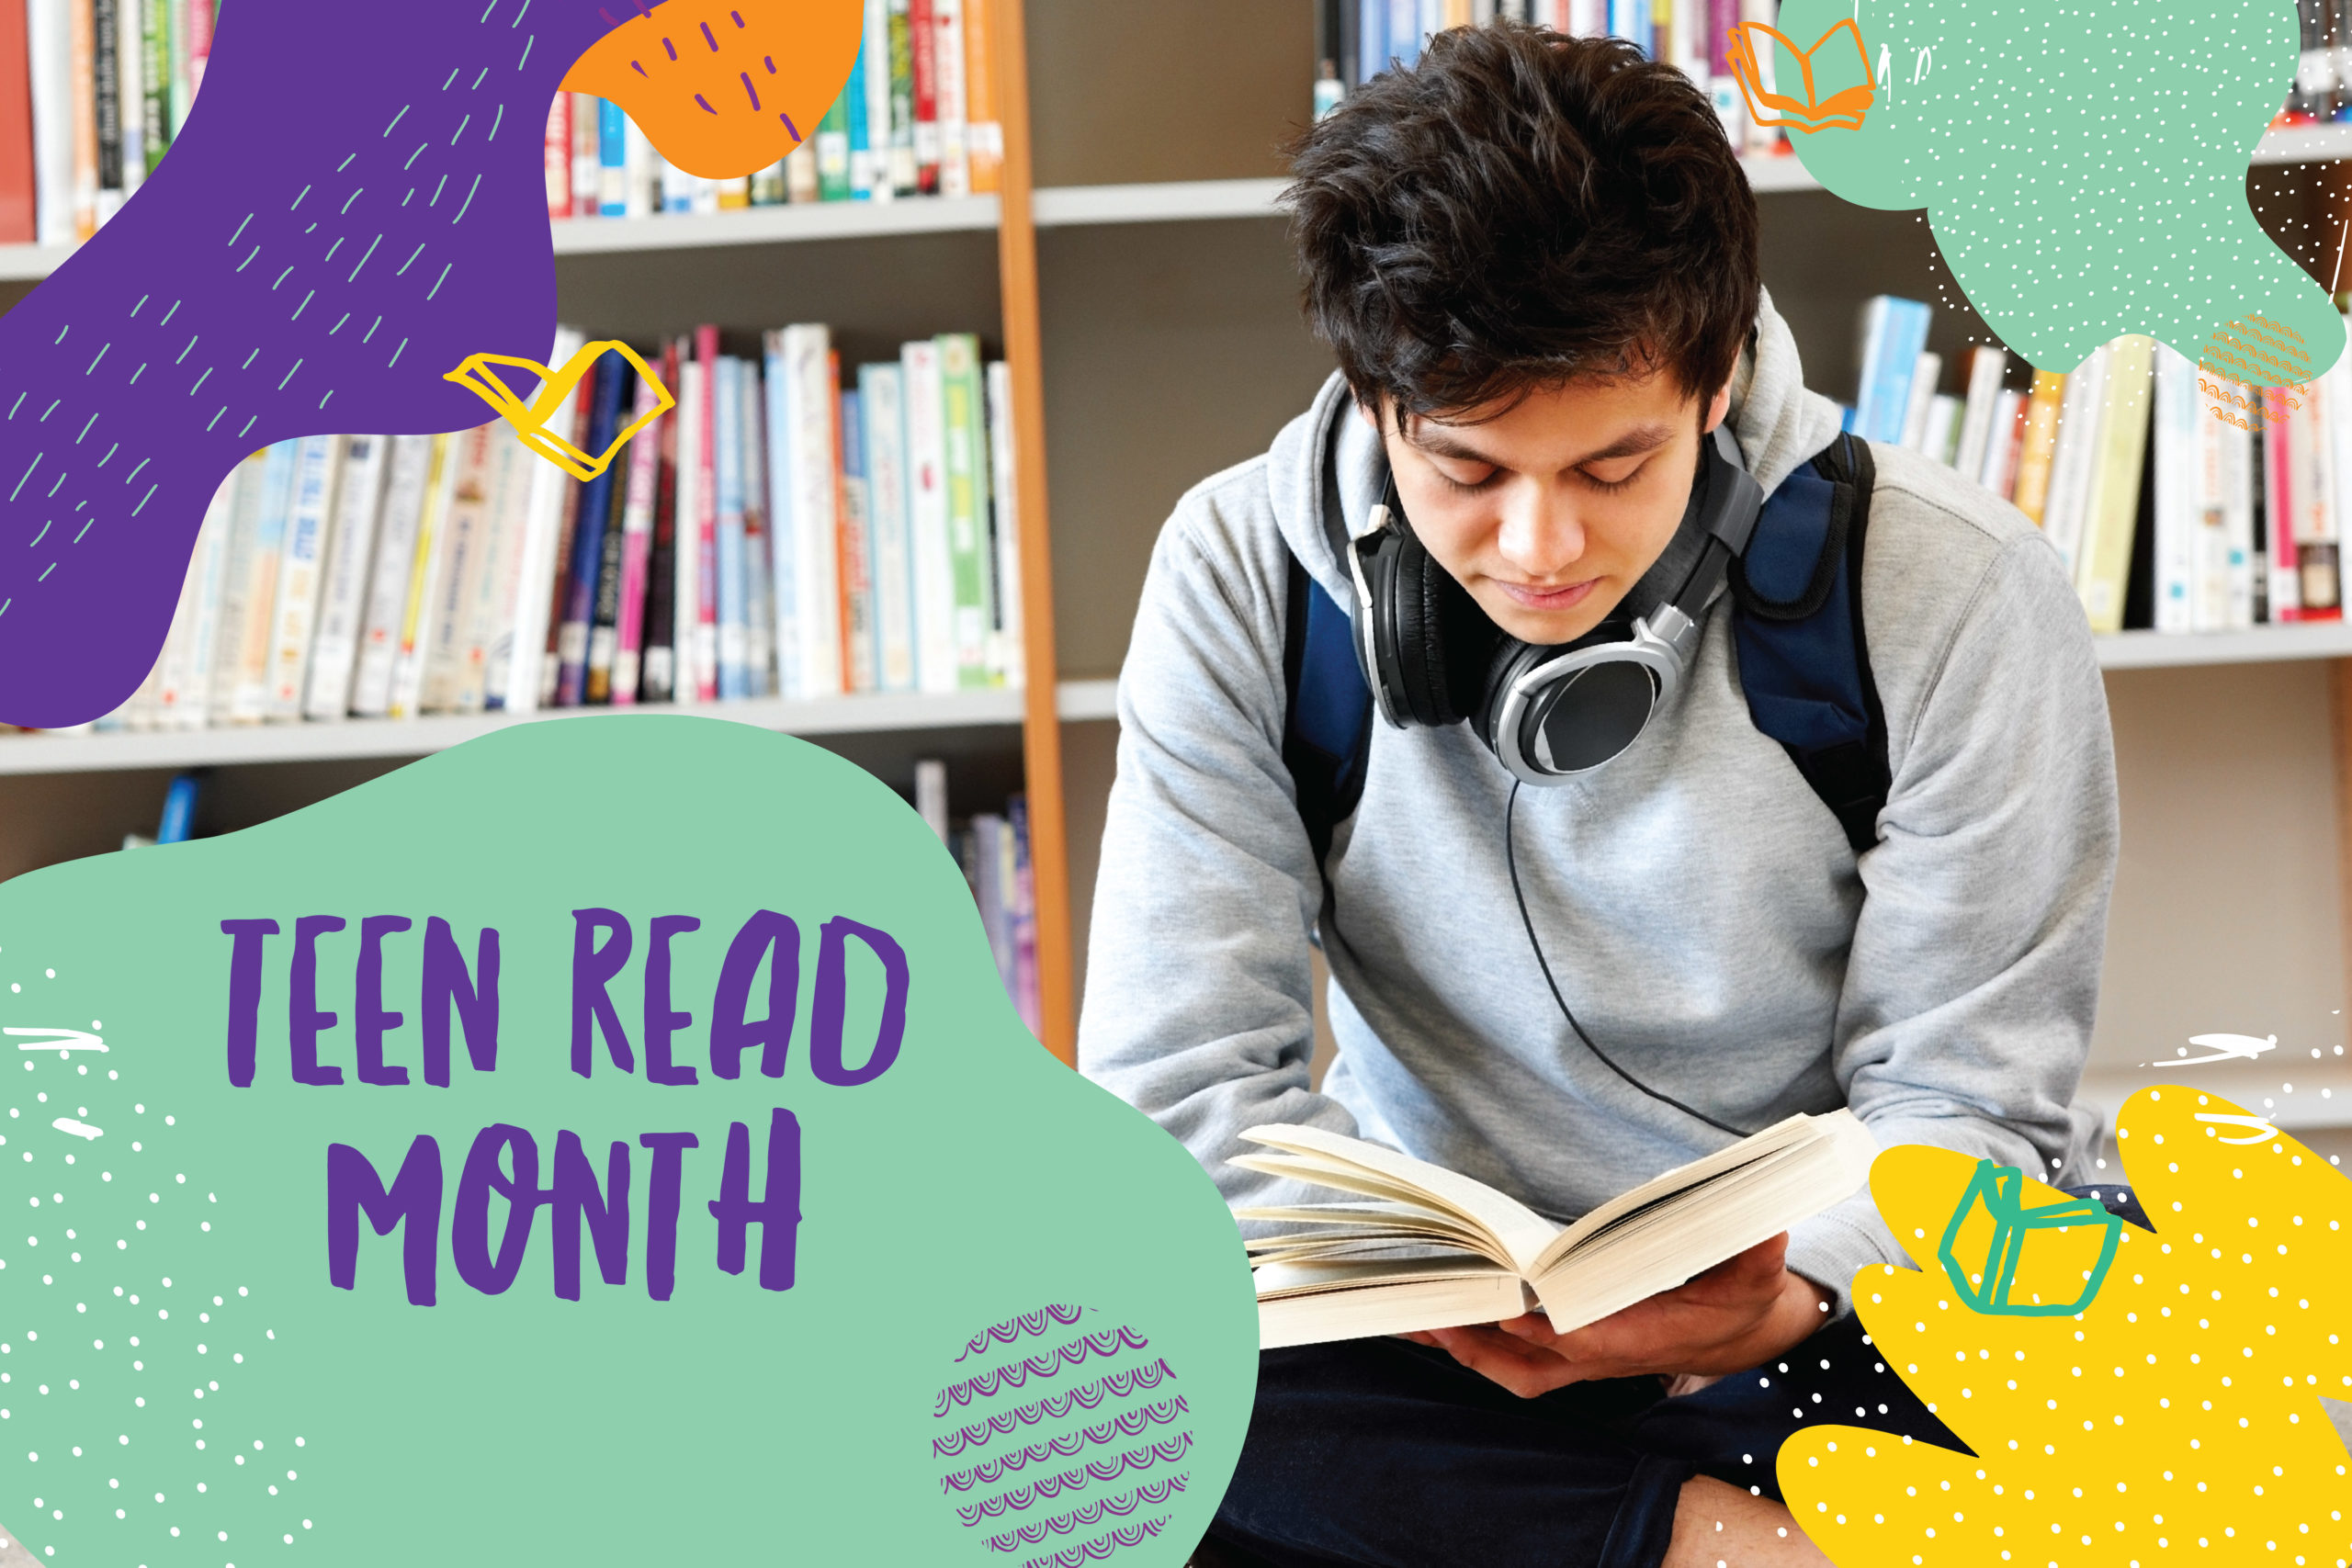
{"left": 1347, "top": 421, "right": 1769, "bottom": 785}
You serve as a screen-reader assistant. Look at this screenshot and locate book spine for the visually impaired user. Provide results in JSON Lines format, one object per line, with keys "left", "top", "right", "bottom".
{"left": 2078, "top": 335, "right": 2154, "bottom": 635}
{"left": 598, "top": 96, "right": 626, "bottom": 217}
{"left": 790, "top": 325, "right": 842, "bottom": 696}
{"left": 571, "top": 93, "right": 600, "bottom": 217}
{"left": 140, "top": 0, "right": 166, "bottom": 173}
{"left": 739, "top": 358, "right": 775, "bottom": 696}
{"left": 838, "top": 381, "right": 878, "bottom": 693}
{"left": 495, "top": 326, "right": 586, "bottom": 714}
{"left": 715, "top": 355, "right": 750, "bottom": 698}
{"left": 1899, "top": 350, "right": 1941, "bottom": 451}
{"left": 452, "top": 436, "right": 526, "bottom": 714}
{"left": 1008, "top": 795, "right": 1039, "bottom": 1035}
{"left": 670, "top": 337, "right": 706, "bottom": 701}
{"left": 302, "top": 435, "right": 384, "bottom": 719}
{"left": 963, "top": 0, "right": 1001, "bottom": 193}
{"left": 538, "top": 358, "right": 600, "bottom": 705}
{"left": 1359, "top": 0, "right": 1385, "bottom": 78}
{"left": 265, "top": 433, "right": 344, "bottom": 720}
{"left": 910, "top": 0, "right": 940, "bottom": 192}
{"left": 2297, "top": 351, "right": 2343, "bottom": 619}
{"left": 1952, "top": 344, "right": 2007, "bottom": 482}
{"left": 92, "top": 0, "right": 119, "bottom": 220}
{"left": 556, "top": 352, "right": 630, "bottom": 705}
{"left": 693, "top": 324, "right": 721, "bottom": 701}
{"left": 844, "top": 11, "right": 874, "bottom": 200}
{"left": 750, "top": 156, "right": 786, "bottom": 207}
{"left": 203, "top": 450, "right": 271, "bottom": 722}
{"left": 888, "top": 0, "right": 916, "bottom": 192}
{"left": 2221, "top": 380, "right": 2257, "bottom": 627}
{"left": 817, "top": 84, "right": 852, "bottom": 201}
{"left": 543, "top": 92, "right": 570, "bottom": 220}
{"left": 933, "top": 0, "right": 967, "bottom": 196}
{"left": 0, "top": 0, "right": 33, "bottom": 244}
{"left": 763, "top": 331, "right": 800, "bottom": 696}
{"left": 987, "top": 358, "right": 1023, "bottom": 687}
{"left": 27, "top": 0, "right": 73, "bottom": 247}
{"left": 864, "top": 0, "right": 895, "bottom": 201}
{"left": 904, "top": 338, "right": 956, "bottom": 694}
{"left": 413, "top": 426, "right": 494, "bottom": 716}
{"left": 1981, "top": 389, "right": 2024, "bottom": 501}
{"left": 348, "top": 434, "right": 432, "bottom": 716}
{"left": 2191, "top": 375, "right": 2233, "bottom": 632}
{"left": 180, "top": 0, "right": 209, "bottom": 114}
{"left": 111, "top": 0, "right": 139, "bottom": 195}
{"left": 861, "top": 363, "right": 917, "bottom": 693}
{"left": 937, "top": 333, "right": 994, "bottom": 685}
{"left": 2152, "top": 343, "right": 2194, "bottom": 634}
{"left": 605, "top": 376, "right": 665, "bottom": 704}
{"left": 69, "top": 0, "right": 96, "bottom": 240}
{"left": 229, "top": 441, "right": 299, "bottom": 723}
{"left": 2007, "top": 369, "right": 2066, "bottom": 524}
{"left": 2041, "top": 348, "right": 2105, "bottom": 577}
{"left": 582, "top": 428, "right": 632, "bottom": 703}
{"left": 785, "top": 137, "right": 820, "bottom": 203}
{"left": 160, "top": 469, "right": 235, "bottom": 728}
{"left": 642, "top": 338, "right": 684, "bottom": 705}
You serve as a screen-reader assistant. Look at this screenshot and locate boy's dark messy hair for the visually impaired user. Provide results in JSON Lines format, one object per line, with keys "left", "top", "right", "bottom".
{"left": 1283, "top": 22, "right": 1759, "bottom": 430}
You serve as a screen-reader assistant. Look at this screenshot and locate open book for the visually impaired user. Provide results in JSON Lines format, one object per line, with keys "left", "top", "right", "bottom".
{"left": 1726, "top": 19, "right": 1875, "bottom": 134}
{"left": 1234, "top": 1109, "right": 1877, "bottom": 1349}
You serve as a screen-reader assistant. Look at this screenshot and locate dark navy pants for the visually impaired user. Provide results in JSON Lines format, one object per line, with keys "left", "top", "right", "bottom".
{"left": 1201, "top": 1184, "right": 2149, "bottom": 1568}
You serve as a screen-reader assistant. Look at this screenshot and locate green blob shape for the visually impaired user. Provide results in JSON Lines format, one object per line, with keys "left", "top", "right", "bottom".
{"left": 1935, "top": 1159, "right": 2123, "bottom": 1316}
{"left": 0, "top": 717, "right": 1255, "bottom": 1564}
{"left": 1777, "top": 0, "right": 2345, "bottom": 378}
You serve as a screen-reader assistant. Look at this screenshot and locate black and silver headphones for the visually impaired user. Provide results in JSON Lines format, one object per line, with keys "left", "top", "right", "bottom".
{"left": 1342, "top": 422, "right": 1767, "bottom": 786}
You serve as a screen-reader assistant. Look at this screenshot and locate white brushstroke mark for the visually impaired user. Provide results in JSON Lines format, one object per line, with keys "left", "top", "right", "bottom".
{"left": 2194, "top": 1112, "right": 2279, "bottom": 1145}
{"left": 8, "top": 1027, "right": 107, "bottom": 1055}
{"left": 50, "top": 1118, "right": 100, "bottom": 1141}
{"left": 2140, "top": 1032, "right": 2277, "bottom": 1067}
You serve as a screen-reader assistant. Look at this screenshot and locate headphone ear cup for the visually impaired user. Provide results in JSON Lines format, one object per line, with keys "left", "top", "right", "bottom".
{"left": 1386, "top": 529, "right": 1461, "bottom": 728}
{"left": 1476, "top": 637, "right": 1546, "bottom": 756}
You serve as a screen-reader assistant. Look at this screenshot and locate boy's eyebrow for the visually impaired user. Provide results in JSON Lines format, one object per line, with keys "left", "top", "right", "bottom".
{"left": 1406, "top": 418, "right": 1679, "bottom": 468}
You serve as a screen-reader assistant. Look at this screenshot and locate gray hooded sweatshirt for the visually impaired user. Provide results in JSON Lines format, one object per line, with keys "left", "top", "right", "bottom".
{"left": 1077, "top": 286, "right": 2119, "bottom": 1318}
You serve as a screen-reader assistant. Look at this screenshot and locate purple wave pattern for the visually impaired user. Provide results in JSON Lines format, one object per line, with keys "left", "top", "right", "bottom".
{"left": 1019, "top": 1516, "right": 1172, "bottom": 1568}
{"left": 0, "top": 0, "right": 634, "bottom": 725}
{"left": 983, "top": 1475, "right": 1190, "bottom": 1553}
{"left": 931, "top": 1359, "right": 1180, "bottom": 1457}
{"left": 937, "top": 1399, "right": 1190, "bottom": 1493}
{"left": 951, "top": 1433, "right": 1194, "bottom": 1528}
{"left": 933, "top": 1325, "right": 1153, "bottom": 1416}
{"left": 953, "top": 1304, "right": 1090, "bottom": 1363}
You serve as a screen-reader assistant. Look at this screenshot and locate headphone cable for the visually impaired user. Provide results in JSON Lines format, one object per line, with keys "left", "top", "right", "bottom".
{"left": 1504, "top": 779, "right": 1754, "bottom": 1140}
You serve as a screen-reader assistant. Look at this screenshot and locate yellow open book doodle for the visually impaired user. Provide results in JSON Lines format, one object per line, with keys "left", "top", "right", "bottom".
{"left": 443, "top": 340, "right": 676, "bottom": 481}
{"left": 1728, "top": 18, "right": 1875, "bottom": 133}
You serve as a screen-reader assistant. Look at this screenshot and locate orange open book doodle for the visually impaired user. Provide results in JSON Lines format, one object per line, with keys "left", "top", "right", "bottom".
{"left": 443, "top": 340, "right": 677, "bottom": 481}
{"left": 1728, "top": 18, "right": 1875, "bottom": 133}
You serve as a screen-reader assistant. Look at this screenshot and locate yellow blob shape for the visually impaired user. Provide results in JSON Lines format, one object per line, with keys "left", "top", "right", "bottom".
{"left": 443, "top": 341, "right": 674, "bottom": 481}
{"left": 1783, "top": 1088, "right": 2352, "bottom": 1565}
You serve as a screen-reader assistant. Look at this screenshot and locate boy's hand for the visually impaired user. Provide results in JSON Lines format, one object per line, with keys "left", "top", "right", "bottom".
{"left": 1397, "top": 1231, "right": 1832, "bottom": 1400}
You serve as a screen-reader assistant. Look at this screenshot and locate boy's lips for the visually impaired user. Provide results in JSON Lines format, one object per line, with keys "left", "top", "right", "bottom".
{"left": 1494, "top": 578, "right": 1600, "bottom": 612}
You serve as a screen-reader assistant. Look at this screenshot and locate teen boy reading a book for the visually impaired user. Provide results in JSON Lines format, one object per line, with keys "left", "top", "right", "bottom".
{"left": 1079, "top": 21, "right": 2121, "bottom": 1568}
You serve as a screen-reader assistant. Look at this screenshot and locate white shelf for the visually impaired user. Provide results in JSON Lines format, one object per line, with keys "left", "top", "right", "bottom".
{"left": 2094, "top": 622, "right": 2352, "bottom": 670}
{"left": 1034, "top": 179, "right": 1295, "bottom": 227}
{"left": 549, "top": 195, "right": 1000, "bottom": 254}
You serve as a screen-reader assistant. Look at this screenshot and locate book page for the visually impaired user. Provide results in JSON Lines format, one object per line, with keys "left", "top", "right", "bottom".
{"left": 1237, "top": 1124, "right": 1560, "bottom": 1271}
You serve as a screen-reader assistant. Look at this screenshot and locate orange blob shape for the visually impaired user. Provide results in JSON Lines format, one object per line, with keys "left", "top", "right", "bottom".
{"left": 561, "top": 0, "right": 864, "bottom": 180}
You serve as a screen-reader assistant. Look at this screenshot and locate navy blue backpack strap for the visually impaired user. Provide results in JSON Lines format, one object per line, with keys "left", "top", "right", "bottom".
{"left": 1727, "top": 433, "right": 1889, "bottom": 852}
{"left": 1282, "top": 553, "right": 1374, "bottom": 867}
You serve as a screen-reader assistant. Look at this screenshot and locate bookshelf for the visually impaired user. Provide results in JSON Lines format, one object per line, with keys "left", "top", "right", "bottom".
{"left": 8, "top": 8, "right": 2352, "bottom": 1092}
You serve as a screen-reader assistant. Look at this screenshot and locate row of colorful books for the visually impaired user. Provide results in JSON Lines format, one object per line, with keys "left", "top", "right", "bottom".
{"left": 548, "top": 0, "right": 1007, "bottom": 219}
{"left": 81, "top": 325, "right": 1021, "bottom": 735}
{"left": 913, "top": 761, "right": 1039, "bottom": 1038}
{"left": 1310, "top": 2, "right": 1792, "bottom": 160}
{"left": 1852, "top": 292, "right": 2352, "bottom": 635}
{"left": 2278, "top": 0, "right": 2352, "bottom": 128}
{"left": 0, "top": 0, "right": 1004, "bottom": 248}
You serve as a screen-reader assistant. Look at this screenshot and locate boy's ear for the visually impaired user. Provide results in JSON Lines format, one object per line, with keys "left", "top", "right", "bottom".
{"left": 1702, "top": 379, "right": 1734, "bottom": 434}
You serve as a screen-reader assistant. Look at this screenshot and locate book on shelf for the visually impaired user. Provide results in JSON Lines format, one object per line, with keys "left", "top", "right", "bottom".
{"left": 1233, "top": 1109, "right": 1876, "bottom": 1349}
{"left": 1335, "top": 0, "right": 1783, "bottom": 156}
{"left": 1840, "top": 294, "right": 2352, "bottom": 637}
{"left": 94, "top": 325, "right": 1026, "bottom": 736}
{"left": 952, "top": 788, "right": 1044, "bottom": 1033}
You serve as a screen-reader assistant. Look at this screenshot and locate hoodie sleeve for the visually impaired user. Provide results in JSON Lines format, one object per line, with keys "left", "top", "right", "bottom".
{"left": 1784, "top": 527, "right": 2120, "bottom": 1317}
{"left": 1075, "top": 489, "right": 1368, "bottom": 1210}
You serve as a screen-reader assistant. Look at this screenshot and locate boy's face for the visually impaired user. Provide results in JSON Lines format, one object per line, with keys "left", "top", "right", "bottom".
{"left": 1365, "top": 368, "right": 1735, "bottom": 646}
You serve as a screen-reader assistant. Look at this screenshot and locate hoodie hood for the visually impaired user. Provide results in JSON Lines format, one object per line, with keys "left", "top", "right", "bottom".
{"left": 1267, "top": 283, "right": 1849, "bottom": 619}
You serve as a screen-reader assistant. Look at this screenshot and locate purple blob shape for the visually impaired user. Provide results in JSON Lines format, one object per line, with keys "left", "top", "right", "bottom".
{"left": 0, "top": 0, "right": 635, "bottom": 726}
